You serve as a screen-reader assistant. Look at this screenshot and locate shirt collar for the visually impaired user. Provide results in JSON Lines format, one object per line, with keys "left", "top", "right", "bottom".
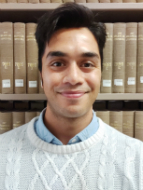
{"left": 35, "top": 108, "right": 99, "bottom": 145}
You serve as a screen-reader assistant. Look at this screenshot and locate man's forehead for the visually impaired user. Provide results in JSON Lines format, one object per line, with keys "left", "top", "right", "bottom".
{"left": 48, "top": 27, "right": 98, "bottom": 45}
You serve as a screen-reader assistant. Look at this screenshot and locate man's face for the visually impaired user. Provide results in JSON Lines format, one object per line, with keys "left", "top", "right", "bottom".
{"left": 41, "top": 27, "right": 101, "bottom": 118}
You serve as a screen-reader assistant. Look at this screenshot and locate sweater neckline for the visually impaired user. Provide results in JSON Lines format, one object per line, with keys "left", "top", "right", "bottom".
{"left": 27, "top": 117, "right": 105, "bottom": 154}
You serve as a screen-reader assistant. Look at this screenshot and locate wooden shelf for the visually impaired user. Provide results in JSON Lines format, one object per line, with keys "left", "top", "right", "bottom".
{"left": 0, "top": 3, "right": 143, "bottom": 22}
{"left": 0, "top": 93, "right": 143, "bottom": 100}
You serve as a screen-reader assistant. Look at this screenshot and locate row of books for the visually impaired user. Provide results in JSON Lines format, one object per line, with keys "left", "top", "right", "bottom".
{"left": 0, "top": 110, "right": 143, "bottom": 142}
{"left": 101, "top": 22, "right": 143, "bottom": 93}
{"left": 0, "top": 0, "right": 142, "bottom": 3}
{"left": 1, "top": 100, "right": 143, "bottom": 111}
{"left": 0, "top": 22, "right": 44, "bottom": 94}
{"left": 0, "top": 111, "right": 40, "bottom": 134}
{"left": 96, "top": 111, "right": 143, "bottom": 141}
{"left": 1, "top": 22, "right": 143, "bottom": 94}
{"left": 0, "top": 100, "right": 46, "bottom": 111}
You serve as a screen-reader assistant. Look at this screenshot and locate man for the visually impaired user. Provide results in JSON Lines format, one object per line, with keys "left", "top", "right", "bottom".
{"left": 0, "top": 3, "right": 143, "bottom": 190}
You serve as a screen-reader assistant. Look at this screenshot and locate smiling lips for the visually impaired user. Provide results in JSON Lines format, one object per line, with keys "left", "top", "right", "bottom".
{"left": 60, "top": 91, "right": 85, "bottom": 98}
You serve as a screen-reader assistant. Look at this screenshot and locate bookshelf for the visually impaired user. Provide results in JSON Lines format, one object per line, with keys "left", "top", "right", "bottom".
{"left": 0, "top": 3, "right": 143, "bottom": 22}
{"left": 0, "top": 93, "right": 143, "bottom": 100}
{"left": 0, "top": 3, "right": 143, "bottom": 101}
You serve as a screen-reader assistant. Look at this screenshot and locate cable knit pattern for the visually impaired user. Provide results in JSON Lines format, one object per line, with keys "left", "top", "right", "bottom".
{"left": 0, "top": 117, "right": 143, "bottom": 190}
{"left": 5, "top": 130, "right": 24, "bottom": 190}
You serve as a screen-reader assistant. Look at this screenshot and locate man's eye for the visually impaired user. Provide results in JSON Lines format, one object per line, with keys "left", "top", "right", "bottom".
{"left": 82, "top": 63, "right": 93, "bottom": 67}
{"left": 52, "top": 62, "right": 64, "bottom": 67}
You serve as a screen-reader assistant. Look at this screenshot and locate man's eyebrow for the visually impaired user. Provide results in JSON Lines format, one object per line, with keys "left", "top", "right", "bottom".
{"left": 46, "top": 51, "right": 68, "bottom": 58}
{"left": 81, "top": 52, "right": 99, "bottom": 59}
{"left": 46, "top": 51, "right": 99, "bottom": 59}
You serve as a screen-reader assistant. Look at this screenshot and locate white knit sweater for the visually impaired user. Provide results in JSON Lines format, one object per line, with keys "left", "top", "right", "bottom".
{"left": 0, "top": 116, "right": 143, "bottom": 190}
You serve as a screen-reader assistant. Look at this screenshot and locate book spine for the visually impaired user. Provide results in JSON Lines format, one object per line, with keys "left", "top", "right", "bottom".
{"left": 125, "top": 23, "right": 137, "bottom": 93}
{"left": 135, "top": 111, "right": 143, "bottom": 141}
{"left": 96, "top": 111, "right": 110, "bottom": 125}
{"left": 40, "top": 0, "right": 50, "bottom": 2}
{"left": 74, "top": 0, "right": 86, "bottom": 2}
{"left": 28, "top": 0, "right": 39, "bottom": 2}
{"left": 7, "top": 0, "right": 17, "bottom": 2}
{"left": 87, "top": 0, "right": 99, "bottom": 2}
{"left": 101, "top": 23, "right": 113, "bottom": 93}
{"left": 51, "top": 0, "right": 62, "bottom": 2}
{"left": 0, "top": 112, "right": 12, "bottom": 134}
{"left": 39, "top": 72, "right": 44, "bottom": 94}
{"left": 0, "top": 0, "right": 6, "bottom": 2}
{"left": 1, "top": 22, "right": 13, "bottom": 94}
{"left": 109, "top": 111, "right": 122, "bottom": 132}
{"left": 63, "top": 0, "right": 74, "bottom": 2}
{"left": 99, "top": 0, "right": 110, "bottom": 2}
{"left": 37, "top": 112, "right": 40, "bottom": 116}
{"left": 137, "top": 22, "right": 143, "bottom": 92}
{"left": 111, "top": 0, "right": 122, "bottom": 2}
{"left": 122, "top": 111, "right": 134, "bottom": 138}
{"left": 12, "top": 112, "right": 25, "bottom": 129}
{"left": 123, "top": 0, "right": 136, "bottom": 2}
{"left": 0, "top": 23, "right": 2, "bottom": 93}
{"left": 14, "top": 23, "right": 26, "bottom": 94}
{"left": 136, "top": 0, "right": 143, "bottom": 2}
{"left": 25, "top": 111, "right": 37, "bottom": 123}
{"left": 26, "top": 23, "right": 38, "bottom": 94}
{"left": 17, "top": 0, "right": 28, "bottom": 2}
{"left": 112, "top": 23, "right": 126, "bottom": 93}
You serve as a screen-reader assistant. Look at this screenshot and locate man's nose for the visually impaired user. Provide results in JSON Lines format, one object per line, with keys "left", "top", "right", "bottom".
{"left": 63, "top": 62, "right": 84, "bottom": 85}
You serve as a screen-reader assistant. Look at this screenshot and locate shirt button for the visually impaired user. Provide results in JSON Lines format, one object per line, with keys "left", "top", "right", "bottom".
{"left": 72, "top": 138, "right": 77, "bottom": 143}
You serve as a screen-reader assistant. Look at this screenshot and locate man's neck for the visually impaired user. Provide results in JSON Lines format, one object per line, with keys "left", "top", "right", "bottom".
{"left": 43, "top": 106, "right": 93, "bottom": 145}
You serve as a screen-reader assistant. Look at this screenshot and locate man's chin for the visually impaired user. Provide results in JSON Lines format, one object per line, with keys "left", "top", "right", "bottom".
{"left": 59, "top": 107, "right": 88, "bottom": 119}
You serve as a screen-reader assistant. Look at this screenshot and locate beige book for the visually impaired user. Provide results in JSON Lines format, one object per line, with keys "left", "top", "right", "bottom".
{"left": 14, "top": 23, "right": 26, "bottom": 94}
{"left": 12, "top": 112, "right": 25, "bottom": 129}
{"left": 29, "top": 0, "right": 39, "bottom": 2}
{"left": 123, "top": 0, "right": 136, "bottom": 2}
{"left": 74, "top": 0, "right": 86, "bottom": 2}
{"left": 51, "top": 0, "right": 62, "bottom": 2}
{"left": 26, "top": 23, "right": 38, "bottom": 94}
{"left": 125, "top": 23, "right": 137, "bottom": 93}
{"left": 0, "top": 22, "right": 13, "bottom": 94}
{"left": 0, "top": 112, "right": 12, "bottom": 134}
{"left": 25, "top": 112, "right": 37, "bottom": 123}
{"left": 7, "top": 0, "right": 17, "bottom": 2}
{"left": 37, "top": 112, "right": 41, "bottom": 116}
{"left": 112, "top": 23, "right": 126, "bottom": 93}
{"left": 18, "top": 0, "right": 28, "bottom": 2}
{"left": 96, "top": 111, "right": 110, "bottom": 125}
{"left": 109, "top": 111, "right": 122, "bottom": 132}
{"left": 137, "top": 23, "right": 143, "bottom": 92}
{"left": 135, "top": 111, "right": 143, "bottom": 141}
{"left": 111, "top": 0, "right": 122, "bottom": 2}
{"left": 100, "top": 0, "right": 110, "bottom": 2}
{"left": 101, "top": 23, "right": 113, "bottom": 93}
{"left": 63, "top": 0, "right": 74, "bottom": 2}
{"left": 40, "top": 0, "right": 50, "bottom": 2}
{"left": 87, "top": 0, "right": 99, "bottom": 2}
{"left": 122, "top": 111, "right": 134, "bottom": 138}
{"left": 14, "top": 101, "right": 29, "bottom": 111}
{"left": 39, "top": 72, "right": 44, "bottom": 94}
{"left": 0, "top": 23, "right": 1, "bottom": 94}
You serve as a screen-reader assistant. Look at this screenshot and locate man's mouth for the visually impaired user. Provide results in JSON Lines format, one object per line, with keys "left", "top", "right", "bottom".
{"left": 60, "top": 91, "right": 85, "bottom": 98}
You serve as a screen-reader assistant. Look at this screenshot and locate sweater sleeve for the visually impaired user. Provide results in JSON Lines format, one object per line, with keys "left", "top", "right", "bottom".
{"left": 140, "top": 142, "right": 143, "bottom": 190}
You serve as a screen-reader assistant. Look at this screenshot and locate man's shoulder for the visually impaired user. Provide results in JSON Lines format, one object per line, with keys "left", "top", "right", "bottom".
{"left": 98, "top": 117, "right": 143, "bottom": 147}
{"left": 0, "top": 123, "right": 28, "bottom": 149}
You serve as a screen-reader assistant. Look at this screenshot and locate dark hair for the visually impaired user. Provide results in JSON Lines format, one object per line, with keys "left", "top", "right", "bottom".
{"left": 35, "top": 3, "right": 106, "bottom": 72}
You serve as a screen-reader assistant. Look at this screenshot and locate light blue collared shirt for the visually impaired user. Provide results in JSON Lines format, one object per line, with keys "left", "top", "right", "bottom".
{"left": 34, "top": 109, "right": 99, "bottom": 145}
